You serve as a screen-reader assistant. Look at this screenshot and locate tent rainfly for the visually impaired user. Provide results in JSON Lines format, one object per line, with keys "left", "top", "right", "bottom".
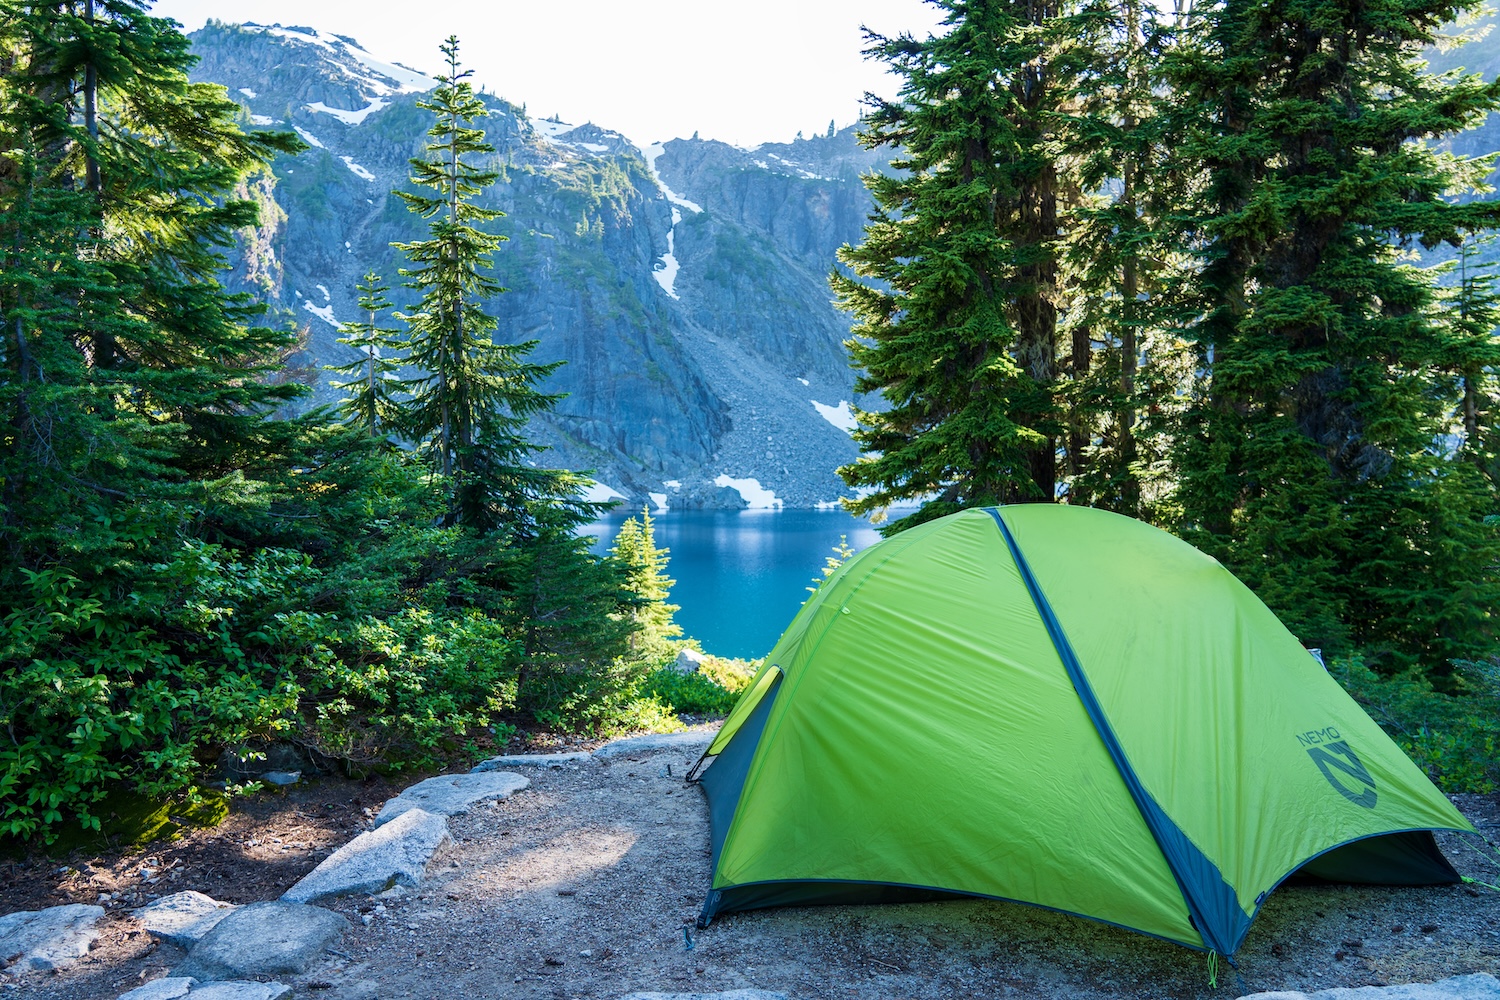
{"left": 689, "top": 505, "right": 1473, "bottom": 956}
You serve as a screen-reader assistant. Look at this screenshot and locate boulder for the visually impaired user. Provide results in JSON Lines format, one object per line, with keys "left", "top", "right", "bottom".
{"left": 281, "top": 807, "right": 450, "bottom": 903}
{"left": 136, "top": 891, "right": 236, "bottom": 948}
{"left": 375, "top": 771, "right": 529, "bottom": 826}
{"left": 176, "top": 901, "right": 344, "bottom": 981}
{"left": 1236, "top": 974, "right": 1500, "bottom": 1000}
{"left": 472, "top": 752, "right": 592, "bottom": 770}
{"left": 671, "top": 648, "right": 707, "bottom": 673}
{"left": 593, "top": 731, "right": 714, "bottom": 760}
{"left": 117, "top": 978, "right": 197, "bottom": 1000}
{"left": 0, "top": 903, "right": 105, "bottom": 974}
{"left": 183, "top": 983, "right": 292, "bottom": 1000}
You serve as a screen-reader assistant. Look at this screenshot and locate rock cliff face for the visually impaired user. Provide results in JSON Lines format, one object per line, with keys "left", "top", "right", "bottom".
{"left": 189, "top": 21, "right": 892, "bottom": 508}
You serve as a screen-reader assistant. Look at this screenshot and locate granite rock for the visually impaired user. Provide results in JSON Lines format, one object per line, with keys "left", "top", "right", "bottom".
{"left": 619, "top": 992, "right": 789, "bottom": 1000}
{"left": 0, "top": 903, "right": 105, "bottom": 974}
{"left": 177, "top": 901, "right": 344, "bottom": 981}
{"left": 472, "top": 752, "right": 593, "bottom": 770}
{"left": 375, "top": 771, "right": 529, "bottom": 826}
{"left": 184, "top": 982, "right": 292, "bottom": 1000}
{"left": 593, "top": 731, "right": 714, "bottom": 760}
{"left": 136, "top": 891, "right": 237, "bottom": 948}
{"left": 117, "top": 978, "right": 196, "bottom": 1000}
{"left": 281, "top": 807, "right": 450, "bottom": 903}
{"left": 1236, "top": 974, "right": 1500, "bottom": 1000}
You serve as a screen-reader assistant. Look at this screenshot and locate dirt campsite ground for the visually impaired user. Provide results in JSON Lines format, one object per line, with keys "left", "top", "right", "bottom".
{"left": 7, "top": 726, "right": 1500, "bottom": 1000}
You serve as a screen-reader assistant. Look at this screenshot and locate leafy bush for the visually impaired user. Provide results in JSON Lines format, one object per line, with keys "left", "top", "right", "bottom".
{"left": 0, "top": 441, "right": 657, "bottom": 842}
{"left": 640, "top": 654, "right": 757, "bottom": 716}
{"left": 297, "top": 608, "right": 520, "bottom": 768}
{"left": 1335, "top": 653, "right": 1500, "bottom": 793}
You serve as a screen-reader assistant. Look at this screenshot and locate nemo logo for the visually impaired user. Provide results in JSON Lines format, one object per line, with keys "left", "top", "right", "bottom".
{"left": 1307, "top": 740, "right": 1377, "bottom": 808}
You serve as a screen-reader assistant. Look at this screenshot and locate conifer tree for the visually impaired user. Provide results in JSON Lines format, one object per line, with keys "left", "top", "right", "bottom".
{"left": 1442, "top": 235, "right": 1500, "bottom": 485}
{"left": 610, "top": 508, "right": 681, "bottom": 664}
{"left": 1161, "top": 0, "right": 1500, "bottom": 671}
{"left": 393, "top": 35, "right": 567, "bottom": 531}
{"left": 833, "top": 0, "right": 1067, "bottom": 532}
{"left": 0, "top": 0, "right": 304, "bottom": 837}
{"left": 1, "top": 1, "right": 300, "bottom": 546}
{"left": 328, "top": 271, "right": 403, "bottom": 437}
{"left": 1055, "top": 0, "right": 1189, "bottom": 514}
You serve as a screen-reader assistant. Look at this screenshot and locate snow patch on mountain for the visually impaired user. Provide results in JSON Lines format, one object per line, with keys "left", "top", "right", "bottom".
{"left": 529, "top": 117, "right": 623, "bottom": 157}
{"left": 811, "top": 400, "right": 856, "bottom": 435}
{"left": 239, "top": 87, "right": 258, "bottom": 98}
{"left": 531, "top": 116, "right": 575, "bottom": 141}
{"left": 293, "top": 126, "right": 325, "bottom": 149}
{"left": 307, "top": 98, "right": 390, "bottom": 126}
{"left": 640, "top": 143, "right": 704, "bottom": 214}
{"left": 580, "top": 481, "right": 626, "bottom": 504}
{"left": 715, "top": 475, "right": 783, "bottom": 509}
{"left": 302, "top": 300, "right": 337, "bottom": 326}
{"left": 244, "top": 23, "right": 436, "bottom": 94}
{"left": 653, "top": 208, "right": 683, "bottom": 299}
{"left": 340, "top": 155, "right": 376, "bottom": 181}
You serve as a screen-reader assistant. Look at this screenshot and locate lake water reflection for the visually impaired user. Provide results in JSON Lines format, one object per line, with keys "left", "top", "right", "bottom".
{"left": 582, "top": 508, "right": 886, "bottom": 659}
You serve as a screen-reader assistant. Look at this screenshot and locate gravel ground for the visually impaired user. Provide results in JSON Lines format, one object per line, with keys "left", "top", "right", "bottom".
{"left": 8, "top": 732, "right": 1500, "bottom": 1000}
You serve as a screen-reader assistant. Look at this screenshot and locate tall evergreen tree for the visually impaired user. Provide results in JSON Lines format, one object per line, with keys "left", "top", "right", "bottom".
{"left": 328, "top": 271, "right": 404, "bottom": 437}
{"left": 1, "top": 1, "right": 301, "bottom": 549}
{"left": 1055, "top": 0, "right": 1193, "bottom": 515}
{"left": 0, "top": 0, "right": 304, "bottom": 836}
{"left": 1161, "top": 0, "right": 1500, "bottom": 672}
{"left": 392, "top": 36, "right": 568, "bottom": 531}
{"left": 833, "top": 0, "right": 1069, "bottom": 532}
{"left": 1442, "top": 234, "right": 1500, "bottom": 486}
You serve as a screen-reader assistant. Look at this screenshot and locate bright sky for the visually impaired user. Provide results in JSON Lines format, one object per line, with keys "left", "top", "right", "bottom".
{"left": 147, "top": 1, "right": 947, "bottom": 148}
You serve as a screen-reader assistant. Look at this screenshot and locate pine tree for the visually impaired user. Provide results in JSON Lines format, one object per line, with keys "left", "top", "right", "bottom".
{"left": 1442, "top": 234, "right": 1500, "bottom": 485}
{"left": 807, "top": 535, "right": 856, "bottom": 593}
{"left": 392, "top": 35, "right": 566, "bottom": 531}
{"left": 1, "top": 1, "right": 301, "bottom": 546}
{"left": 475, "top": 505, "right": 638, "bottom": 729}
{"left": 610, "top": 508, "right": 681, "bottom": 664}
{"left": 327, "top": 271, "right": 403, "bottom": 437}
{"left": 0, "top": 0, "right": 303, "bottom": 837}
{"left": 1161, "top": 0, "right": 1500, "bottom": 673}
{"left": 833, "top": 0, "right": 1068, "bottom": 532}
{"left": 1054, "top": 0, "right": 1190, "bottom": 515}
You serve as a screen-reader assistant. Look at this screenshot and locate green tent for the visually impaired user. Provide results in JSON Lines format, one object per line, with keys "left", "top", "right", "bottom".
{"left": 690, "top": 505, "right": 1473, "bottom": 955}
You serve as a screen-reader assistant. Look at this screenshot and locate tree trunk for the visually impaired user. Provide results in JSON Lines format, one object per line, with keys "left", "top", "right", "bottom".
{"left": 1015, "top": 9, "right": 1058, "bottom": 502}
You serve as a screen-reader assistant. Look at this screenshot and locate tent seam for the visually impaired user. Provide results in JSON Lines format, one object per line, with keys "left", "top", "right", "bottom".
{"left": 986, "top": 506, "right": 1244, "bottom": 955}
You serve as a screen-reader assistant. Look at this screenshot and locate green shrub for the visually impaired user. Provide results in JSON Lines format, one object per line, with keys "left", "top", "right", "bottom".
{"left": 297, "top": 607, "right": 520, "bottom": 768}
{"left": 1335, "top": 653, "right": 1500, "bottom": 793}
{"left": 640, "top": 654, "right": 757, "bottom": 716}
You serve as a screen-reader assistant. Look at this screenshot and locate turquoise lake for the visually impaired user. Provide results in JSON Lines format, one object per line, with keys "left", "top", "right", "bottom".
{"left": 581, "top": 509, "right": 886, "bottom": 659}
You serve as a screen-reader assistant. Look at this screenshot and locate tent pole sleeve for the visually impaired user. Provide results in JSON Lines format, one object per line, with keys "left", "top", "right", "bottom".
{"left": 986, "top": 508, "right": 1251, "bottom": 956}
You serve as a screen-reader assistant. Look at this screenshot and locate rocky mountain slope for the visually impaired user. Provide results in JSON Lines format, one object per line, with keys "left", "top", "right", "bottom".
{"left": 189, "top": 21, "right": 892, "bottom": 508}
